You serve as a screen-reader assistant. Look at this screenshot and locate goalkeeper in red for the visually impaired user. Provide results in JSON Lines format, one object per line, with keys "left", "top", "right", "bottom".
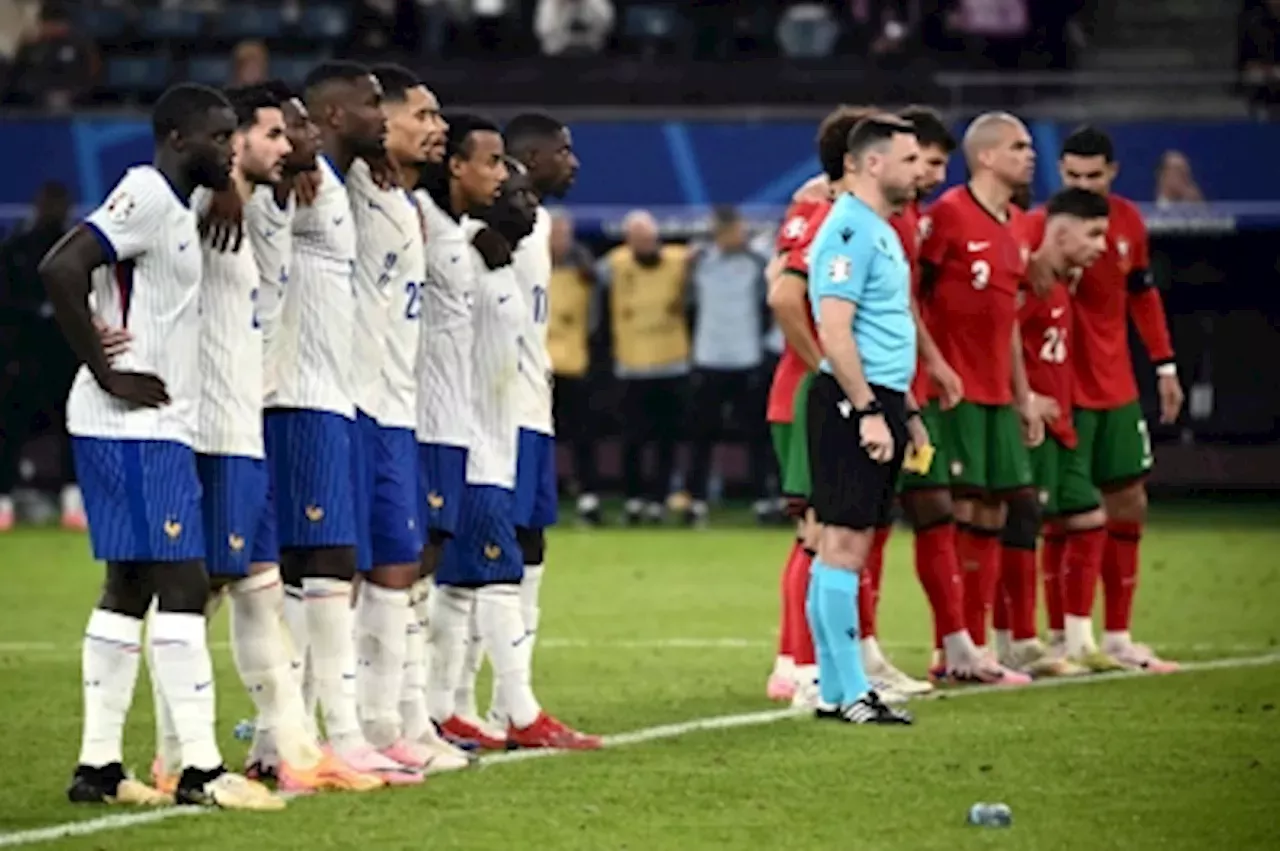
{"left": 1055, "top": 126, "right": 1183, "bottom": 672}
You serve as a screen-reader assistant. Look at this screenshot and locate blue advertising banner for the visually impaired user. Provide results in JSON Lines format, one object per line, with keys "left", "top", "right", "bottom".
{"left": 1, "top": 117, "right": 1278, "bottom": 234}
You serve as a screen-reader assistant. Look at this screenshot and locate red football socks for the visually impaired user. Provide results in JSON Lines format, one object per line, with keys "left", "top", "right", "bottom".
{"left": 1001, "top": 545, "right": 1038, "bottom": 641}
{"left": 913, "top": 522, "right": 966, "bottom": 649}
{"left": 958, "top": 525, "right": 1002, "bottom": 648}
{"left": 1063, "top": 526, "right": 1106, "bottom": 618}
{"left": 787, "top": 546, "right": 816, "bottom": 665}
{"left": 777, "top": 542, "right": 800, "bottom": 657}
{"left": 858, "top": 526, "right": 892, "bottom": 639}
{"left": 1041, "top": 522, "right": 1067, "bottom": 633}
{"left": 1102, "top": 520, "right": 1142, "bottom": 632}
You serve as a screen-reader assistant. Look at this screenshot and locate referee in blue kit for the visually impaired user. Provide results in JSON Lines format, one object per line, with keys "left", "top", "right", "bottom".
{"left": 803, "top": 115, "right": 928, "bottom": 725}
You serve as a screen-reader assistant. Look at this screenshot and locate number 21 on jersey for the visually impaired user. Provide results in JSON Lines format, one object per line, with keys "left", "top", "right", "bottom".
{"left": 404, "top": 280, "right": 423, "bottom": 320}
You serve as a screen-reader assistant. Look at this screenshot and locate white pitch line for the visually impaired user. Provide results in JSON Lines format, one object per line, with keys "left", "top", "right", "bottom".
{"left": 1, "top": 651, "right": 1277, "bottom": 849}
{"left": 1, "top": 638, "right": 1274, "bottom": 655}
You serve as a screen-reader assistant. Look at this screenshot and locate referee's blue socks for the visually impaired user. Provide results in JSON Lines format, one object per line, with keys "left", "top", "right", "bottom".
{"left": 811, "top": 561, "right": 872, "bottom": 705}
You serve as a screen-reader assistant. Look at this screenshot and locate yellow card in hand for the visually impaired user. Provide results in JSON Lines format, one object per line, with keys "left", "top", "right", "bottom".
{"left": 903, "top": 443, "right": 935, "bottom": 476}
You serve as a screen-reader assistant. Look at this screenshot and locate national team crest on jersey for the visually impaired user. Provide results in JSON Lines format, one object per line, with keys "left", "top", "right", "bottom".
{"left": 105, "top": 190, "right": 135, "bottom": 223}
{"left": 1116, "top": 237, "right": 1132, "bottom": 273}
{"left": 783, "top": 216, "right": 807, "bottom": 240}
{"left": 918, "top": 216, "right": 932, "bottom": 240}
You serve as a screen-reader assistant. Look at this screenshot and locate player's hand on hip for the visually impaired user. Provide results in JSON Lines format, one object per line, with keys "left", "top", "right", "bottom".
{"left": 102, "top": 370, "right": 170, "bottom": 408}
{"left": 199, "top": 186, "right": 245, "bottom": 253}
{"left": 1034, "top": 394, "right": 1061, "bottom": 424}
{"left": 929, "top": 360, "right": 964, "bottom": 410}
{"left": 859, "top": 413, "right": 894, "bottom": 464}
{"left": 92, "top": 316, "right": 133, "bottom": 364}
{"left": 1157, "top": 374, "right": 1184, "bottom": 424}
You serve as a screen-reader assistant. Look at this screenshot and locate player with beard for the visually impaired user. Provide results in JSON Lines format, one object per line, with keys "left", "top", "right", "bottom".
{"left": 137, "top": 84, "right": 378, "bottom": 798}
{"left": 1048, "top": 127, "right": 1182, "bottom": 672}
{"left": 264, "top": 61, "right": 421, "bottom": 784}
{"left": 803, "top": 115, "right": 924, "bottom": 725}
{"left": 347, "top": 64, "right": 469, "bottom": 773}
{"left": 763, "top": 105, "right": 872, "bottom": 707}
{"left": 42, "top": 83, "right": 280, "bottom": 808}
{"left": 917, "top": 112, "right": 1045, "bottom": 683}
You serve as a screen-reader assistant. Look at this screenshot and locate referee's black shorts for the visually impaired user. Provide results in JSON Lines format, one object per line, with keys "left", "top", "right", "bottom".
{"left": 805, "top": 372, "right": 908, "bottom": 531}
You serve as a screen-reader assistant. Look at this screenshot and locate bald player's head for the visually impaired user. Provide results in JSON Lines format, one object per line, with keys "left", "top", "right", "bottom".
{"left": 622, "top": 209, "right": 660, "bottom": 259}
{"left": 963, "top": 111, "right": 1035, "bottom": 191}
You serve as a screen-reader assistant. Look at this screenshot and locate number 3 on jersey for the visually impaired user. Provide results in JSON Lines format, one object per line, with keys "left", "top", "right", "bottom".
{"left": 970, "top": 259, "right": 990, "bottom": 290}
{"left": 404, "top": 280, "right": 423, "bottom": 320}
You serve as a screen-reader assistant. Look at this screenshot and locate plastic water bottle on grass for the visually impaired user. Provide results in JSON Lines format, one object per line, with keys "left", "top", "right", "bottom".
{"left": 967, "top": 802, "right": 1012, "bottom": 827}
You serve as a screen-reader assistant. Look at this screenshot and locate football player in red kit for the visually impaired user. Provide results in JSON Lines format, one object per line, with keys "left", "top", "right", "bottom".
{"left": 1051, "top": 126, "right": 1182, "bottom": 672}
{"left": 917, "top": 112, "right": 1049, "bottom": 685}
{"left": 998, "top": 187, "right": 1113, "bottom": 676}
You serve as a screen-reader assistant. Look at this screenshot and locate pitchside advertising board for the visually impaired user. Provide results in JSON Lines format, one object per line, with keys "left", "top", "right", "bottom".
{"left": 1, "top": 117, "right": 1280, "bottom": 236}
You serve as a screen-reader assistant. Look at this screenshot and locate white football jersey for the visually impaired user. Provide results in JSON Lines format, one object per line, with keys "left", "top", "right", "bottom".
{"left": 70, "top": 166, "right": 203, "bottom": 446}
{"left": 510, "top": 205, "right": 554, "bottom": 435}
{"left": 272, "top": 155, "right": 357, "bottom": 418}
{"left": 191, "top": 187, "right": 263, "bottom": 459}
{"left": 245, "top": 185, "right": 294, "bottom": 405}
{"left": 348, "top": 160, "right": 423, "bottom": 428}
{"left": 466, "top": 240, "right": 523, "bottom": 489}
{"left": 414, "top": 189, "right": 474, "bottom": 448}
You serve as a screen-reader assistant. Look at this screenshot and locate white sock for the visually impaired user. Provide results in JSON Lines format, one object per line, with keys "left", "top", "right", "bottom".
{"left": 860, "top": 636, "right": 887, "bottom": 671}
{"left": 426, "top": 584, "right": 474, "bottom": 722}
{"left": 354, "top": 582, "right": 411, "bottom": 748}
{"left": 994, "top": 629, "right": 1013, "bottom": 661}
{"left": 476, "top": 584, "right": 541, "bottom": 729}
{"left": 1102, "top": 629, "right": 1131, "bottom": 651}
{"left": 279, "top": 583, "right": 315, "bottom": 743}
{"left": 144, "top": 603, "right": 181, "bottom": 773}
{"left": 61, "top": 484, "right": 83, "bottom": 516}
{"left": 399, "top": 580, "right": 432, "bottom": 741}
{"left": 301, "top": 577, "right": 364, "bottom": 751}
{"left": 230, "top": 568, "right": 321, "bottom": 769}
{"left": 149, "top": 611, "right": 222, "bottom": 771}
{"left": 454, "top": 610, "right": 484, "bottom": 721}
{"left": 78, "top": 609, "right": 144, "bottom": 767}
{"left": 942, "top": 630, "right": 978, "bottom": 670}
{"left": 1065, "top": 615, "right": 1096, "bottom": 657}
{"left": 793, "top": 663, "right": 818, "bottom": 688}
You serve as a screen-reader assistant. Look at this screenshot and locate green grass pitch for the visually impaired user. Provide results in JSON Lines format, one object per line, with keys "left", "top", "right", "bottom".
{"left": 0, "top": 500, "right": 1278, "bottom": 850}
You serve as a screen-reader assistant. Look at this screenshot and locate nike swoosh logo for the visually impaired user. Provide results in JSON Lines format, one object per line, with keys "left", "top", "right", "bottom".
{"left": 1050, "top": 307, "right": 1065, "bottom": 318}
{"left": 967, "top": 241, "right": 989, "bottom": 252}
{"left": 194, "top": 680, "right": 212, "bottom": 691}
{"left": 498, "top": 295, "right": 511, "bottom": 304}
{"left": 333, "top": 217, "right": 345, "bottom": 226}
{"left": 178, "top": 242, "right": 189, "bottom": 251}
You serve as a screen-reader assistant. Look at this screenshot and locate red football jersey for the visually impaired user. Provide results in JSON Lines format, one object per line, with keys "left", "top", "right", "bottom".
{"left": 766, "top": 200, "right": 830, "bottom": 424}
{"left": 1019, "top": 280, "right": 1076, "bottom": 448}
{"left": 918, "top": 186, "right": 1032, "bottom": 406}
{"left": 889, "top": 200, "right": 936, "bottom": 403}
{"left": 1070, "top": 194, "right": 1150, "bottom": 409}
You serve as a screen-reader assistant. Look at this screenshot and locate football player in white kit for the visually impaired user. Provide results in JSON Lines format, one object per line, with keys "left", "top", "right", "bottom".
{"left": 40, "top": 84, "right": 279, "bottom": 810}
{"left": 348, "top": 64, "right": 469, "bottom": 773}
{"left": 264, "top": 61, "right": 421, "bottom": 784}
{"left": 497, "top": 113, "right": 582, "bottom": 727}
{"left": 414, "top": 115, "right": 507, "bottom": 750}
{"left": 132, "top": 84, "right": 379, "bottom": 798}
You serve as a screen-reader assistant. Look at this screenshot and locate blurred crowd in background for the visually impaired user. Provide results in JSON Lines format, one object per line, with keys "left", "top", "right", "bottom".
{"left": 0, "top": 0, "right": 1139, "bottom": 107}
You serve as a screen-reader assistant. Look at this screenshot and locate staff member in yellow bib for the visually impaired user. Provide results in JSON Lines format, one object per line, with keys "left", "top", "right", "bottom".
{"left": 595, "top": 210, "right": 691, "bottom": 525}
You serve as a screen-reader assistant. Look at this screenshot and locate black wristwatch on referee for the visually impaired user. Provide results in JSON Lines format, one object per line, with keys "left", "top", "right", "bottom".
{"left": 856, "top": 399, "right": 884, "bottom": 417}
